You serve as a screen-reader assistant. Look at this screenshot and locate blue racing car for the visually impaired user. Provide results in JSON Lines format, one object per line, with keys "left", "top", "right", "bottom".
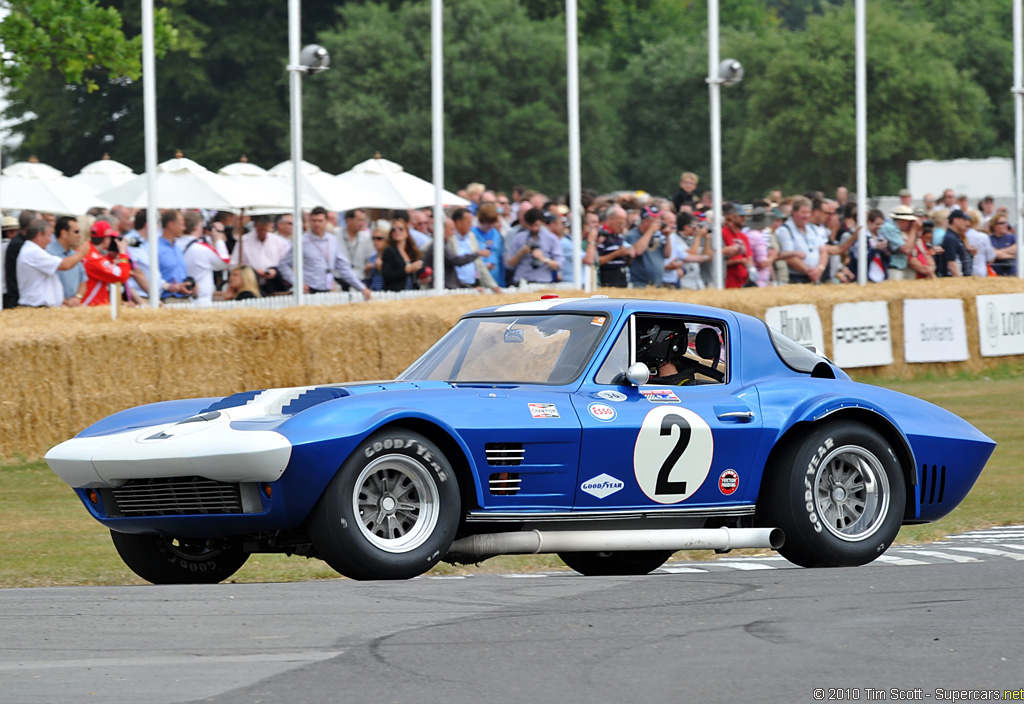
{"left": 45, "top": 297, "right": 995, "bottom": 582}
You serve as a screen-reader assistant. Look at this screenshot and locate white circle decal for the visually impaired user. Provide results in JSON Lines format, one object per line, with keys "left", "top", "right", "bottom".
{"left": 597, "top": 390, "right": 627, "bottom": 402}
{"left": 633, "top": 405, "right": 713, "bottom": 504}
{"left": 588, "top": 403, "right": 616, "bottom": 422}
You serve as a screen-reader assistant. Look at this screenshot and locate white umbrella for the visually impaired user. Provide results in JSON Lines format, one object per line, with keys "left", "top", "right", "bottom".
{"left": 267, "top": 160, "right": 379, "bottom": 213}
{"left": 71, "top": 154, "right": 135, "bottom": 192}
{"left": 335, "top": 154, "right": 470, "bottom": 210}
{"left": 97, "top": 153, "right": 254, "bottom": 210}
{"left": 0, "top": 159, "right": 109, "bottom": 215}
{"left": 218, "top": 157, "right": 321, "bottom": 212}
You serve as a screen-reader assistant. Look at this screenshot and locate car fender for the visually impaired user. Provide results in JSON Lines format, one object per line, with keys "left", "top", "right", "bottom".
{"left": 271, "top": 395, "right": 483, "bottom": 522}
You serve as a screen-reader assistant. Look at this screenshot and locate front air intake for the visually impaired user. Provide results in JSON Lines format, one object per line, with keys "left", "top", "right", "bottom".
{"left": 104, "top": 476, "right": 244, "bottom": 516}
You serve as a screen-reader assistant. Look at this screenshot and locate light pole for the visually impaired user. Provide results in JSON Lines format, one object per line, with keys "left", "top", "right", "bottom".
{"left": 286, "top": 0, "right": 329, "bottom": 305}
{"left": 707, "top": 0, "right": 743, "bottom": 290}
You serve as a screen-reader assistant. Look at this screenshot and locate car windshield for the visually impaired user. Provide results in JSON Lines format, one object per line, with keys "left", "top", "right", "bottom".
{"left": 398, "top": 313, "right": 610, "bottom": 385}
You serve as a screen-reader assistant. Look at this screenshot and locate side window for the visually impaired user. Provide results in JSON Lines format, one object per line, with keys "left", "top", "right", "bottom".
{"left": 595, "top": 323, "right": 629, "bottom": 385}
{"left": 635, "top": 315, "right": 728, "bottom": 386}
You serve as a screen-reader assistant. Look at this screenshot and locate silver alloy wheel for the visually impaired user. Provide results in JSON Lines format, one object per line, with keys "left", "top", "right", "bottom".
{"left": 812, "top": 444, "right": 890, "bottom": 542}
{"left": 352, "top": 454, "right": 441, "bottom": 553}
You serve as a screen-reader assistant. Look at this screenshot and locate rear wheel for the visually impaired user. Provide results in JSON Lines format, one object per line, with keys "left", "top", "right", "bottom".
{"left": 759, "top": 420, "right": 905, "bottom": 568}
{"left": 558, "top": 550, "right": 674, "bottom": 576}
{"left": 110, "top": 532, "right": 249, "bottom": 584}
{"left": 308, "top": 429, "right": 460, "bottom": 580}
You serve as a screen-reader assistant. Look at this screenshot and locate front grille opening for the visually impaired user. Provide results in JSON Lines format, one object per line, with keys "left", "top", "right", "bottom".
{"left": 919, "top": 464, "right": 946, "bottom": 505}
{"left": 485, "top": 443, "right": 524, "bottom": 466}
{"left": 104, "top": 476, "right": 246, "bottom": 517}
{"left": 489, "top": 472, "right": 521, "bottom": 495}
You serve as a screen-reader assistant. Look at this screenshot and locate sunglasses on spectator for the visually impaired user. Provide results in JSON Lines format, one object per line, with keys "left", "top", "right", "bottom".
{"left": 995, "top": 221, "right": 1008, "bottom": 226}
{"left": 373, "top": 236, "right": 386, "bottom": 241}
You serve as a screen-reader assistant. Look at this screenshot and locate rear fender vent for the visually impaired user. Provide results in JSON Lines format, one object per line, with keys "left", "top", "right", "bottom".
{"left": 485, "top": 443, "right": 524, "bottom": 466}
{"left": 489, "top": 472, "right": 521, "bottom": 495}
{"left": 919, "top": 464, "right": 946, "bottom": 504}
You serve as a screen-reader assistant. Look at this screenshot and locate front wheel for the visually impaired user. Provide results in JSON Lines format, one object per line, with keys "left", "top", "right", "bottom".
{"left": 110, "top": 532, "right": 249, "bottom": 584}
{"left": 559, "top": 550, "right": 674, "bottom": 576}
{"left": 308, "top": 429, "right": 461, "bottom": 580}
{"left": 759, "top": 420, "right": 906, "bottom": 568}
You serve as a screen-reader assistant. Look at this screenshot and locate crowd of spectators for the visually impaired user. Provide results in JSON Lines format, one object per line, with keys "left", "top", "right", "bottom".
{"left": 2, "top": 174, "right": 1019, "bottom": 309}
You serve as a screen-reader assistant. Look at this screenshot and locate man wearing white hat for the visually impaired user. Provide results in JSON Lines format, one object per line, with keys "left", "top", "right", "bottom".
{"left": 881, "top": 205, "right": 919, "bottom": 280}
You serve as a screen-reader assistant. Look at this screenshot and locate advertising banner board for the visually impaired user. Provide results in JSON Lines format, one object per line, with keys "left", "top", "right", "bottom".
{"left": 765, "top": 304, "right": 826, "bottom": 355}
{"left": 976, "top": 293, "right": 1024, "bottom": 357}
{"left": 831, "top": 301, "right": 893, "bottom": 368}
{"left": 903, "top": 299, "right": 969, "bottom": 363}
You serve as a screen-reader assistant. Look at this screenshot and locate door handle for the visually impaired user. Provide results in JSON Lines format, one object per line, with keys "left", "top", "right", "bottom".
{"left": 717, "top": 410, "right": 754, "bottom": 422}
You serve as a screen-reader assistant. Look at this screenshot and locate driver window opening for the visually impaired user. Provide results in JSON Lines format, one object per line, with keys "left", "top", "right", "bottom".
{"left": 634, "top": 315, "right": 727, "bottom": 386}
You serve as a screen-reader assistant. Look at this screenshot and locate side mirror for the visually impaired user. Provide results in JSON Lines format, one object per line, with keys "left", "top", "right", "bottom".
{"left": 625, "top": 362, "right": 650, "bottom": 386}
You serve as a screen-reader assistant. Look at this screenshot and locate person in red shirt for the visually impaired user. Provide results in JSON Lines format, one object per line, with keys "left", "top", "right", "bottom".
{"left": 721, "top": 202, "right": 753, "bottom": 289}
{"left": 82, "top": 220, "right": 132, "bottom": 306}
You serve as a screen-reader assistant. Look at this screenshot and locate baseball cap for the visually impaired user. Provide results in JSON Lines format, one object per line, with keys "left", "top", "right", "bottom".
{"left": 640, "top": 205, "right": 661, "bottom": 220}
{"left": 91, "top": 220, "right": 118, "bottom": 239}
{"left": 948, "top": 210, "right": 971, "bottom": 222}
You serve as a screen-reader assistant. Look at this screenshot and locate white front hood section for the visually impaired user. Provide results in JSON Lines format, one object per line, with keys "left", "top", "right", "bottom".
{"left": 44, "top": 387, "right": 316, "bottom": 489}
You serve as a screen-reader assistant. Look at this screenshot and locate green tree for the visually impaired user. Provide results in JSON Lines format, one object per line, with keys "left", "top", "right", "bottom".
{"left": 732, "top": 1, "right": 991, "bottom": 198}
{"left": 0, "top": 0, "right": 177, "bottom": 92}
{"left": 304, "top": 0, "right": 624, "bottom": 195}
{"left": 3, "top": 0, "right": 340, "bottom": 173}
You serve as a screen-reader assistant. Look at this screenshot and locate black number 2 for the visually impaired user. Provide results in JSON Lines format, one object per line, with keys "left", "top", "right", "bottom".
{"left": 657, "top": 415, "right": 690, "bottom": 495}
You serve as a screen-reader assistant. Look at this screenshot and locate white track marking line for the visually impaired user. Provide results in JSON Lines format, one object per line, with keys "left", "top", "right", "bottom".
{"left": 946, "top": 546, "right": 1024, "bottom": 560}
{"left": 896, "top": 549, "right": 981, "bottom": 563}
{"left": 659, "top": 565, "right": 709, "bottom": 574}
{"left": 876, "top": 555, "right": 929, "bottom": 566}
{"left": 712, "top": 562, "right": 777, "bottom": 571}
{"left": 997, "top": 544, "right": 1024, "bottom": 552}
{"left": 0, "top": 651, "right": 344, "bottom": 672}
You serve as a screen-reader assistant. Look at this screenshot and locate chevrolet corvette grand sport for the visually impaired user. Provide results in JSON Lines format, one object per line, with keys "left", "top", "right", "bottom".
{"left": 46, "top": 297, "right": 994, "bottom": 583}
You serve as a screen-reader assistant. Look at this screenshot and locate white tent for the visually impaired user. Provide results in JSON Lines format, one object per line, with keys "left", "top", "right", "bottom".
{"left": 335, "top": 155, "right": 469, "bottom": 210}
{"left": 267, "top": 160, "right": 378, "bottom": 213}
{"left": 72, "top": 154, "right": 136, "bottom": 192}
{"left": 218, "top": 158, "right": 321, "bottom": 212}
{"left": 97, "top": 154, "right": 253, "bottom": 210}
{"left": 0, "top": 160, "right": 109, "bottom": 215}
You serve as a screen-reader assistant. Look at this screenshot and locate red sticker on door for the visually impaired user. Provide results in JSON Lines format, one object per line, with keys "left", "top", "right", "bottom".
{"left": 718, "top": 469, "right": 739, "bottom": 495}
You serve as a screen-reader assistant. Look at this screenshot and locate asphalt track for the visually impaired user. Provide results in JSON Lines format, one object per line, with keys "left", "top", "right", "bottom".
{"left": 3, "top": 528, "right": 1023, "bottom": 704}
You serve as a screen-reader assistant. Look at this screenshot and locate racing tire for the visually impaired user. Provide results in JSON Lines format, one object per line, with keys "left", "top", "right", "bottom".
{"left": 558, "top": 550, "right": 674, "bottom": 576}
{"left": 759, "top": 420, "right": 905, "bottom": 568}
{"left": 308, "top": 429, "right": 460, "bottom": 580}
{"left": 109, "top": 531, "right": 249, "bottom": 584}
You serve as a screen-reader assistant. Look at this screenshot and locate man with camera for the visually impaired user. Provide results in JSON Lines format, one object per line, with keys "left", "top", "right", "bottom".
{"left": 157, "top": 209, "right": 196, "bottom": 300}
{"left": 81, "top": 221, "right": 133, "bottom": 306}
{"left": 504, "top": 208, "right": 563, "bottom": 285}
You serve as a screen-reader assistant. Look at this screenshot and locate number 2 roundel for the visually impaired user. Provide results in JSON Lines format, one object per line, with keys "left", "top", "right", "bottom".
{"left": 634, "top": 405, "right": 714, "bottom": 504}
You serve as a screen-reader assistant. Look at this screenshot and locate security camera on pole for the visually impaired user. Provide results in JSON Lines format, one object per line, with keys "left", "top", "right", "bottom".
{"left": 286, "top": 0, "right": 330, "bottom": 305}
{"left": 707, "top": 0, "right": 743, "bottom": 290}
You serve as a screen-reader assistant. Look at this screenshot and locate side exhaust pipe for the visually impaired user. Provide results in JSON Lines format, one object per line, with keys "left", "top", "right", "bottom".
{"left": 448, "top": 526, "right": 784, "bottom": 558}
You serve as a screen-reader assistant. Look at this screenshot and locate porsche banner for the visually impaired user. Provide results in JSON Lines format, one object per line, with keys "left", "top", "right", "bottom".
{"left": 831, "top": 301, "right": 893, "bottom": 368}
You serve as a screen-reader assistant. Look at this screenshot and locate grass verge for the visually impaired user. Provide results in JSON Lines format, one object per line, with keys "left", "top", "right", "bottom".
{"left": 3, "top": 374, "right": 1020, "bottom": 587}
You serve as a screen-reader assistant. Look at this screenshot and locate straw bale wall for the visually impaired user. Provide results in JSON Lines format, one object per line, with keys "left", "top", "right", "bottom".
{"left": 3, "top": 277, "right": 1024, "bottom": 459}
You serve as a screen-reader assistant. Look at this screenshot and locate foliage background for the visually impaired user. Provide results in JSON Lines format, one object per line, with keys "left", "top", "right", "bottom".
{"left": 0, "top": 0, "right": 1015, "bottom": 200}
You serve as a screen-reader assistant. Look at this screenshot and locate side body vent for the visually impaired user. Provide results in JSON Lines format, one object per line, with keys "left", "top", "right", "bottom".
{"left": 919, "top": 464, "right": 947, "bottom": 505}
{"left": 489, "top": 472, "right": 521, "bottom": 495}
{"left": 485, "top": 443, "right": 524, "bottom": 466}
